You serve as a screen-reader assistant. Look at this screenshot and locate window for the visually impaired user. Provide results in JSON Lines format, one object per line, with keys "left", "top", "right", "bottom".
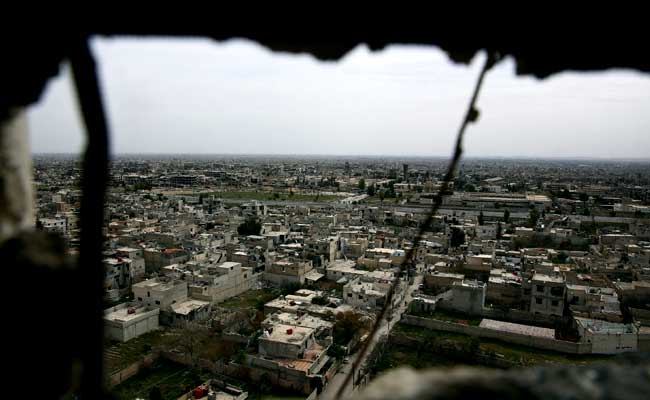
{"left": 348, "top": 293, "right": 352, "bottom": 297}
{"left": 523, "top": 288, "right": 531, "bottom": 295}
{"left": 147, "top": 291, "right": 150, "bottom": 297}
{"left": 536, "top": 285, "right": 544, "bottom": 292}
{"left": 551, "top": 300, "right": 559, "bottom": 307}
{"left": 137, "top": 297, "right": 142, "bottom": 301}
{"left": 155, "top": 300, "right": 160, "bottom": 305}
{"left": 550, "top": 286, "right": 564, "bottom": 296}
{"left": 536, "top": 297, "right": 543, "bottom": 304}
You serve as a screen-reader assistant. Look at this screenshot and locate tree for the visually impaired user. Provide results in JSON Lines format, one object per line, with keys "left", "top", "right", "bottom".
{"left": 529, "top": 207, "right": 540, "bottom": 227}
{"left": 237, "top": 217, "right": 261, "bottom": 236}
{"left": 358, "top": 178, "right": 366, "bottom": 191}
{"left": 582, "top": 207, "right": 591, "bottom": 216}
{"left": 450, "top": 227, "right": 466, "bottom": 248}
{"left": 503, "top": 209, "right": 510, "bottom": 223}
{"left": 477, "top": 211, "right": 484, "bottom": 226}
{"left": 367, "top": 184, "right": 376, "bottom": 196}
{"left": 161, "top": 322, "right": 210, "bottom": 367}
{"left": 333, "top": 311, "right": 370, "bottom": 346}
{"left": 579, "top": 192, "right": 589, "bottom": 202}
{"left": 496, "top": 222, "right": 503, "bottom": 240}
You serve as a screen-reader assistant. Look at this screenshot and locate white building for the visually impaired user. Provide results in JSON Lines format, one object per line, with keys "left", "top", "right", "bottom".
{"left": 104, "top": 303, "right": 159, "bottom": 342}
{"left": 575, "top": 317, "right": 638, "bottom": 354}
{"left": 132, "top": 278, "right": 188, "bottom": 311}
{"left": 188, "top": 261, "right": 257, "bottom": 303}
{"left": 343, "top": 278, "right": 388, "bottom": 310}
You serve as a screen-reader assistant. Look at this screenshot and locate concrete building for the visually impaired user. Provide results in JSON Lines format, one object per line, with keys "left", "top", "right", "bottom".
{"left": 116, "top": 247, "right": 146, "bottom": 282}
{"left": 486, "top": 269, "right": 522, "bottom": 308}
{"left": 343, "top": 278, "right": 388, "bottom": 310}
{"left": 575, "top": 317, "right": 638, "bottom": 354}
{"left": 326, "top": 259, "right": 366, "bottom": 282}
{"left": 259, "top": 324, "right": 317, "bottom": 359}
{"left": 188, "top": 261, "right": 257, "bottom": 304}
{"left": 451, "top": 280, "right": 486, "bottom": 315}
{"left": 262, "top": 312, "right": 333, "bottom": 339}
{"left": 567, "top": 284, "right": 622, "bottom": 322}
{"left": 169, "top": 299, "right": 211, "bottom": 324}
{"left": 424, "top": 271, "right": 465, "bottom": 293}
{"left": 465, "top": 254, "right": 493, "bottom": 272}
{"left": 104, "top": 303, "right": 159, "bottom": 342}
{"left": 530, "top": 273, "right": 565, "bottom": 316}
{"left": 132, "top": 277, "right": 188, "bottom": 311}
{"left": 264, "top": 259, "right": 313, "bottom": 285}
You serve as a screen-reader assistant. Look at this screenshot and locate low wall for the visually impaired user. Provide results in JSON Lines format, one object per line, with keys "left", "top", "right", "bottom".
{"left": 107, "top": 352, "right": 159, "bottom": 387}
{"left": 401, "top": 315, "right": 592, "bottom": 354}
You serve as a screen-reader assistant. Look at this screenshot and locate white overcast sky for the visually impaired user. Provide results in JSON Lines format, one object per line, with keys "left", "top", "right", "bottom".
{"left": 28, "top": 36, "right": 650, "bottom": 158}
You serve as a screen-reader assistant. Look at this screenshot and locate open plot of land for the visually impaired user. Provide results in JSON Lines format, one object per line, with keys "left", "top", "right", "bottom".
{"left": 393, "top": 323, "right": 613, "bottom": 367}
{"left": 104, "top": 331, "right": 164, "bottom": 374}
{"left": 219, "top": 288, "right": 277, "bottom": 310}
{"left": 110, "top": 359, "right": 211, "bottom": 400}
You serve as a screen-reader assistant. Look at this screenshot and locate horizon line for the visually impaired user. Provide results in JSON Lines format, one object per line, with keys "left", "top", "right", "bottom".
{"left": 31, "top": 152, "right": 650, "bottom": 162}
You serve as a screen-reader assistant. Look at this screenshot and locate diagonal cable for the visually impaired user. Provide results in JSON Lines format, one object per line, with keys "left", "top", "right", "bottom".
{"left": 334, "top": 51, "right": 499, "bottom": 399}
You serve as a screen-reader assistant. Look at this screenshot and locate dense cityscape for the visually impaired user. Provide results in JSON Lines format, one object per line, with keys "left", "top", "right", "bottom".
{"left": 34, "top": 154, "right": 650, "bottom": 400}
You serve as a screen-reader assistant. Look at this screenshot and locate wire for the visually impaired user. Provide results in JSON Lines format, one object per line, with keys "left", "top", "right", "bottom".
{"left": 334, "top": 51, "right": 499, "bottom": 400}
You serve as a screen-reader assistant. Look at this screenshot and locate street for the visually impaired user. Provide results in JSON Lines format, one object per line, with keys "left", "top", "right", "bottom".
{"left": 319, "top": 274, "right": 422, "bottom": 400}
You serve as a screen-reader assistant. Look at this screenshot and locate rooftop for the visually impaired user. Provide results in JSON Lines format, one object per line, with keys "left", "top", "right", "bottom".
{"left": 479, "top": 319, "right": 556, "bottom": 339}
{"left": 262, "top": 324, "right": 314, "bottom": 344}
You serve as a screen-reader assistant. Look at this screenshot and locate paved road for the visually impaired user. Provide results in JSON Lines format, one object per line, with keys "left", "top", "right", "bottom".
{"left": 319, "top": 274, "right": 423, "bottom": 400}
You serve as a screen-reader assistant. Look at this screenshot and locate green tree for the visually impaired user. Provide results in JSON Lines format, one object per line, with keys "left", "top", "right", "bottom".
{"left": 579, "top": 192, "right": 589, "bottom": 202}
{"left": 582, "top": 207, "right": 591, "bottom": 216}
{"left": 529, "top": 208, "right": 540, "bottom": 227}
{"left": 450, "top": 227, "right": 466, "bottom": 248}
{"left": 367, "top": 184, "right": 376, "bottom": 196}
{"left": 358, "top": 178, "right": 366, "bottom": 191}
{"left": 237, "top": 217, "right": 262, "bottom": 236}
{"left": 333, "top": 311, "right": 370, "bottom": 346}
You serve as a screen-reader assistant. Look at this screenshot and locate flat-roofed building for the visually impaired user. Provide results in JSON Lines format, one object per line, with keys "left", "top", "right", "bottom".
{"left": 132, "top": 277, "right": 188, "bottom": 311}
{"left": 530, "top": 273, "right": 565, "bottom": 316}
{"left": 451, "top": 280, "right": 486, "bottom": 315}
{"left": 104, "top": 303, "right": 159, "bottom": 342}
{"left": 575, "top": 317, "right": 638, "bottom": 354}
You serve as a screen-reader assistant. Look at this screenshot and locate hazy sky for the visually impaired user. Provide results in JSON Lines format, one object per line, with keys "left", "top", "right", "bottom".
{"left": 28, "top": 37, "right": 650, "bottom": 158}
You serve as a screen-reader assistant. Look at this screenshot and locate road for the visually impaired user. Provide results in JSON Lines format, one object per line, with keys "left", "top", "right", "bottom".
{"left": 319, "top": 274, "right": 423, "bottom": 400}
